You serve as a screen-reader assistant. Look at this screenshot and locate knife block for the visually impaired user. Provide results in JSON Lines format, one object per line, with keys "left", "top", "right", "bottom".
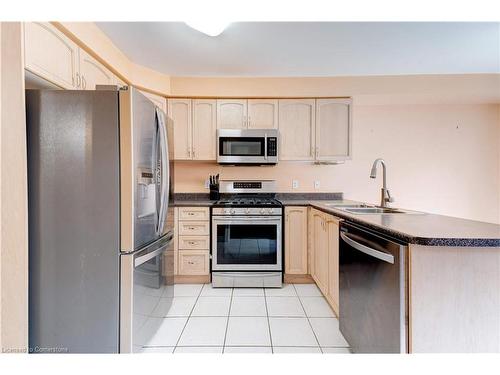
{"left": 209, "top": 184, "right": 220, "bottom": 200}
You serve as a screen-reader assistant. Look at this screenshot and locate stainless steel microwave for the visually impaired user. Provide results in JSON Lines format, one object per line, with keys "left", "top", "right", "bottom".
{"left": 216, "top": 129, "right": 278, "bottom": 165}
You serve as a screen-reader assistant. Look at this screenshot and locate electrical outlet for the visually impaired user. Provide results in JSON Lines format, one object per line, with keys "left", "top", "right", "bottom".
{"left": 292, "top": 180, "right": 299, "bottom": 189}
{"left": 314, "top": 180, "right": 320, "bottom": 189}
{"left": 204, "top": 179, "right": 210, "bottom": 189}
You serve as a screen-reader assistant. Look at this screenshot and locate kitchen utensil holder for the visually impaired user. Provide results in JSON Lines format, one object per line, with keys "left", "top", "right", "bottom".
{"left": 209, "top": 184, "right": 220, "bottom": 200}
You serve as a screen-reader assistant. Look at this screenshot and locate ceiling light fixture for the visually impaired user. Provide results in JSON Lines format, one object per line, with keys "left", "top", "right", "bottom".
{"left": 185, "top": 21, "right": 230, "bottom": 37}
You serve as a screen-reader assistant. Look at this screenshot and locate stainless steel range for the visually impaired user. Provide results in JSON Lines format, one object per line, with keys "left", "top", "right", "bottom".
{"left": 211, "top": 180, "right": 283, "bottom": 288}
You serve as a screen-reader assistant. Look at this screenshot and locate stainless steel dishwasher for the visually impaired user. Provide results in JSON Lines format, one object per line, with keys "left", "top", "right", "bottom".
{"left": 339, "top": 221, "right": 408, "bottom": 353}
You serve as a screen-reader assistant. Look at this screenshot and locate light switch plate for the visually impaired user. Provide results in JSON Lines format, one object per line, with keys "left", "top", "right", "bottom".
{"left": 292, "top": 180, "right": 299, "bottom": 189}
{"left": 204, "top": 179, "right": 210, "bottom": 189}
{"left": 314, "top": 180, "right": 320, "bottom": 189}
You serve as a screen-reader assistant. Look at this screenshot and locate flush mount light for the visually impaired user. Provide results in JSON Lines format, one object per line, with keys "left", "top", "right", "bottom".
{"left": 185, "top": 21, "right": 230, "bottom": 37}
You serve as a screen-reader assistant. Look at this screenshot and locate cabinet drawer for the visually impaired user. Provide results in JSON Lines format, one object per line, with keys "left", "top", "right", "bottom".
{"left": 179, "top": 207, "right": 209, "bottom": 221}
{"left": 179, "top": 236, "right": 210, "bottom": 250}
{"left": 178, "top": 250, "right": 209, "bottom": 275}
{"left": 178, "top": 221, "right": 209, "bottom": 236}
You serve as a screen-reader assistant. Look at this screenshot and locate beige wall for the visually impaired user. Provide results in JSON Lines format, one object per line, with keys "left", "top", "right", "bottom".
{"left": 171, "top": 76, "right": 500, "bottom": 224}
{"left": 170, "top": 74, "right": 500, "bottom": 105}
{"left": 0, "top": 22, "right": 28, "bottom": 352}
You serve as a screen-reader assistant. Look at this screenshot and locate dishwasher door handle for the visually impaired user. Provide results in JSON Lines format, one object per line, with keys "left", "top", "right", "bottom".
{"left": 340, "top": 232, "right": 394, "bottom": 264}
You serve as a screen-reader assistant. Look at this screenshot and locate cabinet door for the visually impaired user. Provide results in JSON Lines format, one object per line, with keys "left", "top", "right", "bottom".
{"left": 216, "top": 99, "right": 247, "bottom": 129}
{"left": 326, "top": 216, "right": 340, "bottom": 316}
{"left": 192, "top": 100, "right": 217, "bottom": 160}
{"left": 141, "top": 90, "right": 167, "bottom": 114}
{"left": 278, "top": 99, "right": 316, "bottom": 160}
{"left": 316, "top": 98, "right": 352, "bottom": 161}
{"left": 79, "top": 49, "right": 115, "bottom": 90}
{"left": 24, "top": 22, "right": 79, "bottom": 89}
{"left": 312, "top": 211, "right": 329, "bottom": 294}
{"left": 284, "top": 207, "right": 308, "bottom": 275}
{"left": 248, "top": 99, "right": 278, "bottom": 129}
{"left": 168, "top": 99, "right": 192, "bottom": 160}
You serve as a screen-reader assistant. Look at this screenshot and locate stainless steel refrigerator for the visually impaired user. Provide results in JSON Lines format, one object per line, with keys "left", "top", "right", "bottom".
{"left": 26, "top": 87, "right": 174, "bottom": 353}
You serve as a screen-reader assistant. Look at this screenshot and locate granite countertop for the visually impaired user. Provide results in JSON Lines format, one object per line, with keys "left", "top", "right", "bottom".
{"left": 172, "top": 193, "right": 500, "bottom": 247}
{"left": 306, "top": 200, "right": 500, "bottom": 247}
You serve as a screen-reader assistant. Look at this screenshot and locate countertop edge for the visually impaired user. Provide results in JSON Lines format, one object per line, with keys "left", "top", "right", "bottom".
{"left": 172, "top": 199, "right": 500, "bottom": 247}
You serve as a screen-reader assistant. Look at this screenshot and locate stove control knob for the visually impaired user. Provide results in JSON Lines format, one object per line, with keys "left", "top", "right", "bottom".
{"left": 245, "top": 208, "right": 250, "bottom": 214}
{"left": 260, "top": 208, "right": 265, "bottom": 214}
{"left": 230, "top": 208, "right": 236, "bottom": 214}
{"left": 268, "top": 208, "right": 274, "bottom": 214}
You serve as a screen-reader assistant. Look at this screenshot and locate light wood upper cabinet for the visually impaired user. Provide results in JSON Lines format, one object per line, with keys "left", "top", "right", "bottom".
{"left": 278, "top": 99, "right": 316, "bottom": 160}
{"left": 316, "top": 98, "right": 352, "bottom": 161}
{"left": 285, "top": 207, "right": 308, "bottom": 275}
{"left": 79, "top": 49, "right": 115, "bottom": 90}
{"left": 141, "top": 90, "right": 167, "bottom": 114}
{"left": 248, "top": 99, "right": 278, "bottom": 129}
{"left": 217, "top": 99, "right": 247, "bottom": 129}
{"left": 24, "top": 22, "right": 79, "bottom": 89}
{"left": 168, "top": 99, "right": 192, "bottom": 160}
{"left": 192, "top": 100, "right": 217, "bottom": 160}
{"left": 168, "top": 99, "right": 217, "bottom": 161}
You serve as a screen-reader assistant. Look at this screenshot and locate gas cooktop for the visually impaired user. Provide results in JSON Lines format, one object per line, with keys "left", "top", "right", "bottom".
{"left": 213, "top": 196, "right": 282, "bottom": 208}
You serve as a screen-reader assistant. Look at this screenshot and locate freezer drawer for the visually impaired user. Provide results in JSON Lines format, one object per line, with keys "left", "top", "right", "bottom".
{"left": 120, "top": 235, "right": 174, "bottom": 353}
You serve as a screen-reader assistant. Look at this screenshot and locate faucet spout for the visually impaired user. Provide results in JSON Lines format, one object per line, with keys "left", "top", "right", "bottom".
{"left": 369, "top": 158, "right": 393, "bottom": 208}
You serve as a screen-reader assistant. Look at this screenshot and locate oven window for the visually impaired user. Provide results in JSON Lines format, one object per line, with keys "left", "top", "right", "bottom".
{"left": 219, "top": 137, "right": 264, "bottom": 156}
{"left": 216, "top": 224, "right": 277, "bottom": 264}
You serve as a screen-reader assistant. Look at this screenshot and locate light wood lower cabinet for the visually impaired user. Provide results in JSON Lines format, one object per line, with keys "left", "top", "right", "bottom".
{"left": 325, "top": 216, "right": 340, "bottom": 315}
{"left": 310, "top": 208, "right": 329, "bottom": 293}
{"left": 178, "top": 221, "right": 210, "bottom": 236}
{"left": 284, "top": 207, "right": 308, "bottom": 275}
{"left": 308, "top": 207, "right": 341, "bottom": 316}
{"left": 178, "top": 250, "right": 210, "bottom": 275}
{"left": 174, "top": 207, "right": 210, "bottom": 278}
{"left": 178, "top": 236, "right": 210, "bottom": 250}
{"left": 179, "top": 206, "right": 210, "bottom": 221}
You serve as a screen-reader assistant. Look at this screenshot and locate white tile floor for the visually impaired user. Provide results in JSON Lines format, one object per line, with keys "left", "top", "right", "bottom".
{"left": 139, "top": 283, "right": 351, "bottom": 354}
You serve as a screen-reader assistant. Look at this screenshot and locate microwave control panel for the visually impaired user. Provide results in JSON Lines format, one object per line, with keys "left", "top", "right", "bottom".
{"left": 267, "top": 137, "right": 277, "bottom": 156}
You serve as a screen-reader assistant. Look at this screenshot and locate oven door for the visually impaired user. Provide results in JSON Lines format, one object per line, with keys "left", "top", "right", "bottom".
{"left": 212, "top": 216, "right": 282, "bottom": 271}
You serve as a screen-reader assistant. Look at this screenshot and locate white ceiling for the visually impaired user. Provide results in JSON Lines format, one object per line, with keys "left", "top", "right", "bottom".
{"left": 97, "top": 22, "right": 500, "bottom": 77}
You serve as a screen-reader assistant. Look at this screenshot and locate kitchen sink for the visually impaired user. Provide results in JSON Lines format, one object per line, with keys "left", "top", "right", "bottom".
{"left": 341, "top": 207, "right": 409, "bottom": 214}
{"left": 323, "top": 203, "right": 373, "bottom": 208}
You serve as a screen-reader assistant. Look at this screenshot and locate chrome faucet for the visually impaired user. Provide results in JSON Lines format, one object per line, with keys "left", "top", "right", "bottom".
{"left": 370, "top": 158, "right": 394, "bottom": 208}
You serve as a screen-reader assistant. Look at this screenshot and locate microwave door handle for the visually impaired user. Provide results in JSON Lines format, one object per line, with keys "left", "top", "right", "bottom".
{"left": 340, "top": 232, "right": 394, "bottom": 264}
{"left": 264, "top": 133, "right": 268, "bottom": 160}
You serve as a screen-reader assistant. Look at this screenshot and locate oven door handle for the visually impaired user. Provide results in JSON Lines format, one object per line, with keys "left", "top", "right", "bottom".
{"left": 212, "top": 216, "right": 281, "bottom": 223}
{"left": 340, "top": 232, "right": 394, "bottom": 264}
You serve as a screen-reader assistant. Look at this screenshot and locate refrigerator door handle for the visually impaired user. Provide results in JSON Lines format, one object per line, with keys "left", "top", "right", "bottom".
{"left": 156, "top": 108, "right": 169, "bottom": 235}
{"left": 154, "top": 115, "right": 161, "bottom": 235}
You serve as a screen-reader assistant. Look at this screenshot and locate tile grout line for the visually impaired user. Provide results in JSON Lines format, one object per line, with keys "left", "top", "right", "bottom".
{"left": 173, "top": 284, "right": 205, "bottom": 353}
{"left": 222, "top": 287, "right": 234, "bottom": 353}
{"left": 293, "top": 284, "right": 324, "bottom": 353}
{"left": 263, "top": 287, "right": 274, "bottom": 353}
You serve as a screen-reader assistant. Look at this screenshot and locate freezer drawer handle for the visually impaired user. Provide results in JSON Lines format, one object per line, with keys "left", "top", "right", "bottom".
{"left": 340, "top": 232, "right": 394, "bottom": 264}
